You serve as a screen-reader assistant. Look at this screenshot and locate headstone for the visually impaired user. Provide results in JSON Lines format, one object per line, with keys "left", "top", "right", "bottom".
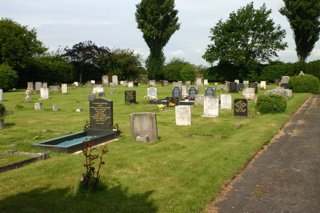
{"left": 102, "top": 75, "right": 109, "bottom": 86}
{"left": 175, "top": 105, "right": 191, "bottom": 125}
{"left": 42, "top": 82, "right": 48, "bottom": 89}
{"left": 125, "top": 90, "right": 136, "bottom": 104}
{"left": 260, "top": 81, "right": 267, "bottom": 90}
{"left": 35, "top": 82, "right": 42, "bottom": 91}
{"left": 243, "top": 88, "right": 255, "bottom": 100}
{"left": 237, "top": 83, "right": 245, "bottom": 91}
{"left": 172, "top": 86, "right": 182, "bottom": 100}
{"left": 265, "top": 88, "right": 293, "bottom": 100}
{"left": 0, "top": 89, "right": 3, "bottom": 102}
{"left": 162, "top": 80, "right": 169, "bottom": 86}
{"left": 147, "top": 87, "right": 157, "bottom": 100}
{"left": 188, "top": 87, "right": 198, "bottom": 100}
{"left": 243, "top": 80, "right": 249, "bottom": 87}
{"left": 120, "top": 81, "right": 124, "bottom": 85}
{"left": 134, "top": 80, "right": 139, "bottom": 87}
{"left": 27, "top": 82, "right": 34, "bottom": 91}
{"left": 25, "top": 89, "right": 31, "bottom": 102}
{"left": 196, "top": 78, "right": 203, "bottom": 86}
{"left": 128, "top": 81, "right": 134, "bottom": 88}
{"left": 49, "top": 85, "right": 60, "bottom": 92}
{"left": 90, "top": 80, "right": 95, "bottom": 84}
{"left": 149, "top": 80, "right": 156, "bottom": 86}
{"left": 52, "top": 104, "right": 59, "bottom": 111}
{"left": 93, "top": 84, "right": 104, "bottom": 94}
{"left": 228, "top": 82, "right": 238, "bottom": 93}
{"left": 88, "top": 93, "right": 96, "bottom": 102}
{"left": 98, "top": 92, "right": 105, "bottom": 97}
{"left": 173, "top": 81, "right": 182, "bottom": 88}
{"left": 234, "top": 99, "right": 248, "bottom": 117}
{"left": 40, "top": 88, "right": 49, "bottom": 99}
{"left": 182, "top": 85, "right": 188, "bottom": 97}
{"left": 194, "top": 94, "right": 204, "bottom": 106}
{"left": 205, "top": 87, "right": 215, "bottom": 97}
{"left": 89, "top": 98, "right": 113, "bottom": 134}
{"left": 249, "top": 82, "right": 259, "bottom": 93}
{"left": 110, "top": 83, "right": 116, "bottom": 94}
{"left": 61, "top": 84, "right": 68, "bottom": 94}
{"left": 234, "top": 79, "right": 240, "bottom": 84}
{"left": 130, "top": 112, "right": 158, "bottom": 142}
{"left": 76, "top": 108, "right": 83, "bottom": 113}
{"left": 112, "top": 75, "right": 118, "bottom": 86}
{"left": 34, "top": 103, "right": 42, "bottom": 110}
{"left": 167, "top": 97, "right": 179, "bottom": 107}
{"left": 204, "top": 79, "right": 209, "bottom": 85}
{"left": 299, "top": 71, "right": 305, "bottom": 76}
{"left": 203, "top": 96, "right": 219, "bottom": 117}
{"left": 123, "top": 81, "right": 128, "bottom": 87}
{"left": 185, "top": 81, "right": 191, "bottom": 86}
{"left": 220, "top": 94, "right": 232, "bottom": 110}
{"left": 280, "top": 76, "right": 290, "bottom": 89}
{"left": 72, "top": 82, "right": 79, "bottom": 87}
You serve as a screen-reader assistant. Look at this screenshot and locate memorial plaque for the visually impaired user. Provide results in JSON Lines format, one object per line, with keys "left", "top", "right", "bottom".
{"left": 125, "top": 90, "right": 136, "bottom": 104}
{"left": 188, "top": 87, "right": 198, "bottom": 100}
{"left": 205, "top": 87, "right": 215, "bottom": 96}
{"left": 90, "top": 98, "right": 113, "bottom": 131}
{"left": 172, "top": 86, "right": 182, "bottom": 100}
{"left": 234, "top": 99, "right": 248, "bottom": 117}
{"left": 228, "top": 82, "right": 238, "bottom": 93}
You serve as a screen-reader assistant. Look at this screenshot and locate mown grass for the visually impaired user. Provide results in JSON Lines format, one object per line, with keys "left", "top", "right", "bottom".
{"left": 0, "top": 83, "right": 310, "bottom": 212}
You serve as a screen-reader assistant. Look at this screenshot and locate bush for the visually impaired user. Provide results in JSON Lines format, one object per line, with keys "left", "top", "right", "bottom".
{"left": 180, "top": 64, "right": 196, "bottom": 81}
{"left": 288, "top": 74, "right": 320, "bottom": 93}
{"left": 163, "top": 58, "right": 188, "bottom": 81}
{"left": 256, "top": 95, "right": 287, "bottom": 114}
{"left": 0, "top": 64, "right": 18, "bottom": 91}
{"left": 260, "top": 63, "right": 299, "bottom": 82}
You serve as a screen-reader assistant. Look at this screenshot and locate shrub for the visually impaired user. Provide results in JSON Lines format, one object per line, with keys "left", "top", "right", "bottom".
{"left": 163, "top": 58, "right": 188, "bottom": 81}
{"left": 180, "top": 64, "right": 196, "bottom": 81}
{"left": 260, "top": 63, "right": 299, "bottom": 82}
{"left": 305, "top": 60, "right": 320, "bottom": 79}
{"left": 256, "top": 95, "right": 287, "bottom": 114}
{"left": 0, "top": 64, "right": 18, "bottom": 91}
{"left": 288, "top": 74, "right": 320, "bottom": 93}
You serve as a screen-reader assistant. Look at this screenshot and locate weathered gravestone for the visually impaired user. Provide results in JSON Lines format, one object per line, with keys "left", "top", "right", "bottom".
{"left": 162, "top": 80, "right": 169, "bottom": 86}
{"left": 49, "top": 85, "right": 60, "bottom": 92}
{"left": 89, "top": 98, "right": 113, "bottom": 135}
{"left": 122, "top": 81, "right": 128, "bottom": 87}
{"left": 125, "top": 90, "right": 136, "bottom": 104}
{"left": 42, "top": 82, "right": 48, "bottom": 89}
{"left": 188, "top": 87, "right": 198, "bottom": 100}
{"left": 205, "top": 87, "right": 215, "bottom": 97}
{"left": 0, "top": 89, "right": 3, "bottom": 102}
{"left": 243, "top": 88, "right": 255, "bottom": 100}
{"left": 27, "top": 82, "right": 34, "bottom": 91}
{"left": 128, "top": 81, "right": 134, "bottom": 88}
{"left": 149, "top": 80, "right": 156, "bottom": 86}
{"left": 40, "top": 88, "right": 49, "bottom": 99}
{"left": 182, "top": 85, "right": 188, "bottom": 97}
{"left": 203, "top": 96, "right": 219, "bottom": 117}
{"left": 234, "top": 79, "right": 240, "bottom": 84}
{"left": 243, "top": 80, "right": 249, "bottom": 87}
{"left": 228, "top": 82, "right": 238, "bottom": 93}
{"left": 185, "top": 81, "right": 191, "bottom": 86}
{"left": 173, "top": 81, "right": 182, "bottom": 88}
{"left": 102, "top": 75, "right": 109, "bottom": 86}
{"left": 234, "top": 99, "right": 248, "bottom": 117}
{"left": 175, "top": 105, "right": 191, "bottom": 125}
{"left": 220, "top": 94, "right": 232, "bottom": 110}
{"left": 147, "top": 87, "right": 157, "bottom": 100}
{"left": 35, "top": 82, "right": 42, "bottom": 92}
{"left": 52, "top": 104, "right": 59, "bottom": 111}
{"left": 260, "top": 81, "right": 267, "bottom": 90}
{"left": 61, "top": 84, "right": 68, "bottom": 94}
{"left": 204, "top": 79, "right": 209, "bottom": 85}
{"left": 249, "top": 82, "right": 259, "bottom": 94}
{"left": 194, "top": 94, "right": 204, "bottom": 106}
{"left": 110, "top": 83, "right": 117, "bottom": 94}
{"left": 93, "top": 85, "right": 104, "bottom": 94}
{"left": 130, "top": 112, "right": 159, "bottom": 142}
{"left": 196, "top": 78, "right": 203, "bottom": 86}
{"left": 237, "top": 83, "right": 244, "bottom": 91}
{"left": 88, "top": 93, "right": 96, "bottom": 102}
{"left": 34, "top": 102, "right": 42, "bottom": 110}
{"left": 112, "top": 75, "right": 118, "bottom": 86}
{"left": 280, "top": 76, "right": 290, "bottom": 89}
{"left": 172, "top": 86, "right": 182, "bottom": 100}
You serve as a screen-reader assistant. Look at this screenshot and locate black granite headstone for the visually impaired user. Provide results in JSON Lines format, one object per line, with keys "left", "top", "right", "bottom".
{"left": 204, "top": 87, "right": 215, "bottom": 96}
{"left": 172, "top": 86, "right": 182, "bottom": 100}
{"left": 89, "top": 98, "right": 113, "bottom": 132}
{"left": 249, "top": 82, "right": 259, "bottom": 94}
{"left": 125, "top": 90, "right": 136, "bottom": 104}
{"left": 234, "top": 99, "right": 248, "bottom": 117}
{"left": 229, "top": 82, "right": 238, "bottom": 93}
{"left": 188, "top": 87, "right": 198, "bottom": 99}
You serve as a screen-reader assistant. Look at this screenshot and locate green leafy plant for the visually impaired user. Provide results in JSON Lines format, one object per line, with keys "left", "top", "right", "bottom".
{"left": 79, "top": 141, "right": 108, "bottom": 192}
{"left": 0, "top": 63, "right": 18, "bottom": 92}
{"left": 289, "top": 74, "right": 320, "bottom": 93}
{"left": 256, "top": 95, "right": 287, "bottom": 114}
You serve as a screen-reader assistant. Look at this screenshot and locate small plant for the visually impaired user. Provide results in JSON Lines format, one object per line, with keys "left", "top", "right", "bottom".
{"left": 79, "top": 141, "right": 108, "bottom": 192}
{"left": 158, "top": 104, "right": 165, "bottom": 111}
{"left": 256, "top": 95, "right": 287, "bottom": 114}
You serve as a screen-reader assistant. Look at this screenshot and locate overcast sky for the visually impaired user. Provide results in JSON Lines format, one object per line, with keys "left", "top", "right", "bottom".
{"left": 1, "top": 0, "right": 319, "bottom": 66}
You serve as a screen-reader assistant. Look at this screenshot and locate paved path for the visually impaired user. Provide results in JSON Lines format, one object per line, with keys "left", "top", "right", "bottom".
{"left": 210, "top": 95, "right": 320, "bottom": 213}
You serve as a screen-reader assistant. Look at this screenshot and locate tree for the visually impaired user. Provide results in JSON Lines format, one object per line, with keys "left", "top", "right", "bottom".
{"left": 136, "top": 0, "right": 180, "bottom": 80}
{"left": 163, "top": 58, "right": 189, "bottom": 81}
{"left": 203, "top": 2, "right": 287, "bottom": 79}
{"left": 280, "top": 0, "right": 320, "bottom": 63}
{"left": 0, "top": 63, "right": 18, "bottom": 91}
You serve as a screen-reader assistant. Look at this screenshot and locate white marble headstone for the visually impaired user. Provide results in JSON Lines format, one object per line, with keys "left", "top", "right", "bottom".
{"left": 61, "top": 84, "right": 68, "bottom": 94}
{"left": 260, "top": 81, "right": 267, "bottom": 90}
{"left": 196, "top": 78, "right": 203, "bottom": 86}
{"left": 35, "top": 82, "right": 42, "bottom": 91}
{"left": 234, "top": 79, "right": 240, "bottom": 84}
{"left": 203, "top": 96, "right": 219, "bottom": 117}
{"left": 40, "top": 88, "right": 49, "bottom": 99}
{"left": 0, "top": 89, "right": 3, "bottom": 102}
{"left": 93, "top": 84, "right": 104, "bottom": 93}
{"left": 112, "top": 75, "right": 118, "bottom": 85}
{"left": 220, "top": 94, "right": 232, "bottom": 110}
{"left": 243, "top": 88, "right": 255, "bottom": 100}
{"left": 204, "top": 79, "right": 209, "bottom": 85}
{"left": 27, "top": 82, "right": 34, "bottom": 90}
{"left": 128, "top": 81, "right": 134, "bottom": 88}
{"left": 102, "top": 75, "right": 109, "bottom": 86}
{"left": 175, "top": 105, "right": 191, "bottom": 125}
{"left": 147, "top": 87, "right": 157, "bottom": 100}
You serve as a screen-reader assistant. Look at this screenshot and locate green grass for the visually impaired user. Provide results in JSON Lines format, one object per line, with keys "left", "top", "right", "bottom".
{"left": 0, "top": 153, "right": 32, "bottom": 167}
{"left": 0, "top": 84, "right": 310, "bottom": 212}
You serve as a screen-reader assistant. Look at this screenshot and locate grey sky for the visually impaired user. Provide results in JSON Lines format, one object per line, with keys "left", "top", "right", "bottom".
{"left": 1, "top": 0, "right": 319, "bottom": 66}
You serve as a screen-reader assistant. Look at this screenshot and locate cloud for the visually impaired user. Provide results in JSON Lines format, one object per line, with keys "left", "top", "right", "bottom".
{"left": 169, "top": 50, "right": 186, "bottom": 57}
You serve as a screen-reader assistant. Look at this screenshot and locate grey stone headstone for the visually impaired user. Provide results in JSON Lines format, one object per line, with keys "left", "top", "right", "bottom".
{"left": 194, "top": 94, "right": 204, "bottom": 106}
{"left": 220, "top": 94, "right": 232, "bottom": 110}
{"left": 0, "top": 89, "right": 3, "bottom": 102}
{"left": 203, "top": 96, "right": 219, "bottom": 117}
{"left": 185, "top": 81, "right": 191, "bottom": 86}
{"left": 49, "top": 85, "right": 60, "bottom": 92}
{"left": 52, "top": 104, "right": 59, "bottom": 111}
{"left": 205, "top": 87, "right": 215, "bottom": 97}
{"left": 61, "top": 84, "right": 68, "bottom": 94}
{"left": 147, "top": 87, "right": 157, "bottom": 100}
{"left": 34, "top": 102, "right": 42, "bottom": 110}
{"left": 27, "top": 82, "right": 34, "bottom": 90}
{"left": 35, "top": 82, "right": 42, "bottom": 91}
{"left": 130, "top": 112, "right": 158, "bottom": 142}
{"left": 89, "top": 98, "right": 113, "bottom": 133}
{"left": 175, "top": 105, "right": 191, "bottom": 125}
{"left": 172, "top": 86, "right": 182, "bottom": 100}
{"left": 102, "top": 75, "right": 109, "bottom": 86}
{"left": 42, "top": 82, "right": 48, "bottom": 89}
{"left": 234, "top": 99, "right": 248, "bottom": 117}
{"left": 112, "top": 75, "right": 118, "bottom": 85}
{"left": 149, "top": 80, "right": 156, "bottom": 86}
{"left": 237, "top": 83, "right": 245, "bottom": 91}
{"left": 249, "top": 82, "right": 259, "bottom": 94}
{"left": 40, "top": 88, "right": 49, "bottom": 99}
{"left": 280, "top": 76, "right": 290, "bottom": 88}
{"left": 228, "top": 82, "right": 238, "bottom": 93}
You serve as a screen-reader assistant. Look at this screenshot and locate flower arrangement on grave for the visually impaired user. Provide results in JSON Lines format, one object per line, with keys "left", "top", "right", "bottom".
{"left": 168, "top": 102, "right": 176, "bottom": 107}
{"left": 157, "top": 104, "right": 165, "bottom": 111}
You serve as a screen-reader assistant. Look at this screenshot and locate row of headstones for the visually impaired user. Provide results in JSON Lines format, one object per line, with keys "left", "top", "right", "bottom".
{"left": 34, "top": 102, "right": 83, "bottom": 112}
{"left": 27, "top": 82, "right": 68, "bottom": 93}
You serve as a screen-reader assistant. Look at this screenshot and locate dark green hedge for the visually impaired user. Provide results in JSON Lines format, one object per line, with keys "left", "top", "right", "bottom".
{"left": 260, "top": 63, "right": 299, "bottom": 82}
{"left": 289, "top": 74, "right": 320, "bottom": 93}
{"left": 256, "top": 95, "right": 287, "bottom": 114}
{"left": 0, "top": 63, "right": 18, "bottom": 91}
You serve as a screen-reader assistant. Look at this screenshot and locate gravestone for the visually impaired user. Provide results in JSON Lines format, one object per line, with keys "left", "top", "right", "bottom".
{"left": 123, "top": 81, "right": 128, "bottom": 87}
{"left": 249, "top": 82, "right": 259, "bottom": 93}
{"left": 185, "top": 81, "right": 191, "bottom": 86}
{"left": 194, "top": 94, "right": 204, "bottom": 106}
{"left": 89, "top": 98, "right": 113, "bottom": 135}
{"left": 228, "top": 82, "right": 238, "bottom": 93}
{"left": 90, "top": 80, "right": 95, "bottom": 85}
{"left": 27, "top": 82, "right": 34, "bottom": 91}
{"left": 125, "top": 90, "right": 136, "bottom": 104}
{"left": 173, "top": 81, "right": 182, "bottom": 88}
{"left": 88, "top": 93, "right": 96, "bottom": 102}
{"left": 25, "top": 89, "right": 31, "bottom": 103}
{"left": 120, "top": 81, "right": 124, "bottom": 85}
{"left": 134, "top": 80, "right": 139, "bottom": 87}
{"left": 205, "top": 87, "right": 215, "bottom": 97}
{"left": 167, "top": 97, "right": 179, "bottom": 106}
{"left": 112, "top": 75, "right": 118, "bottom": 86}
{"left": 102, "top": 75, "right": 109, "bottom": 86}
{"left": 237, "top": 83, "right": 245, "bottom": 91}
{"left": 280, "top": 76, "right": 290, "bottom": 89}
{"left": 61, "top": 84, "right": 68, "bottom": 94}
{"left": 98, "top": 92, "right": 105, "bottom": 97}
{"left": 49, "top": 85, "right": 60, "bottom": 92}
{"left": 175, "top": 105, "right": 191, "bottom": 125}
{"left": 172, "top": 86, "right": 182, "bottom": 100}
{"left": 243, "top": 88, "right": 255, "bottom": 100}
{"left": 188, "top": 87, "right": 198, "bottom": 100}
{"left": 265, "top": 88, "right": 292, "bottom": 100}
{"left": 203, "top": 96, "right": 219, "bottom": 117}
{"left": 52, "top": 104, "right": 59, "bottom": 111}
{"left": 162, "top": 80, "right": 169, "bottom": 86}
{"left": 220, "top": 94, "right": 232, "bottom": 110}
{"left": 93, "top": 84, "right": 104, "bottom": 94}
{"left": 34, "top": 103, "right": 42, "bottom": 110}
{"left": 149, "top": 80, "right": 156, "bottom": 86}
{"left": 35, "top": 82, "right": 42, "bottom": 91}
{"left": 40, "top": 88, "right": 49, "bottom": 99}
{"left": 130, "top": 112, "right": 158, "bottom": 142}
{"left": 234, "top": 99, "right": 248, "bottom": 117}
{"left": 128, "top": 81, "right": 134, "bottom": 88}
{"left": 0, "top": 89, "right": 3, "bottom": 102}
{"left": 110, "top": 83, "right": 116, "bottom": 94}
{"left": 234, "top": 79, "right": 240, "bottom": 84}
{"left": 42, "top": 82, "right": 48, "bottom": 89}
{"left": 182, "top": 85, "right": 188, "bottom": 97}
{"left": 243, "top": 80, "right": 249, "bottom": 87}
{"left": 196, "top": 78, "right": 203, "bottom": 86}
{"left": 260, "top": 81, "right": 267, "bottom": 90}
{"left": 72, "top": 82, "right": 79, "bottom": 87}
{"left": 147, "top": 87, "right": 157, "bottom": 100}
{"left": 204, "top": 79, "right": 209, "bottom": 85}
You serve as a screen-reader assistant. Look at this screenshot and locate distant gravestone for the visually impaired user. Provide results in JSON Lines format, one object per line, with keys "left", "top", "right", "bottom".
{"left": 112, "top": 75, "right": 118, "bottom": 86}
{"left": 35, "top": 82, "right": 42, "bottom": 91}
{"left": 260, "top": 81, "right": 267, "bottom": 90}
{"left": 228, "top": 82, "right": 238, "bottom": 93}
{"left": 40, "top": 88, "right": 49, "bottom": 99}
{"left": 88, "top": 93, "right": 96, "bottom": 102}
{"left": 243, "top": 80, "right": 249, "bottom": 87}
{"left": 204, "top": 79, "right": 209, "bottom": 85}
{"left": 110, "top": 83, "right": 116, "bottom": 94}
{"left": 205, "top": 87, "right": 215, "bottom": 97}
{"left": 196, "top": 78, "right": 203, "bottom": 86}
{"left": 120, "top": 81, "right": 124, "bottom": 85}
{"left": 52, "top": 104, "right": 59, "bottom": 111}
{"left": 185, "top": 81, "right": 191, "bottom": 86}
{"left": 234, "top": 79, "right": 240, "bottom": 84}
{"left": 188, "top": 87, "right": 198, "bottom": 100}
{"left": 181, "top": 85, "right": 188, "bottom": 97}
{"left": 162, "top": 80, "right": 169, "bottom": 86}
{"left": 61, "top": 84, "right": 68, "bottom": 94}
{"left": 93, "top": 85, "right": 104, "bottom": 94}
{"left": 175, "top": 105, "right": 191, "bottom": 125}
{"left": 34, "top": 102, "right": 42, "bottom": 110}
{"left": 243, "top": 88, "right": 255, "bottom": 100}
{"left": 128, "top": 81, "right": 134, "bottom": 88}
{"left": 134, "top": 80, "right": 139, "bottom": 87}
{"left": 90, "top": 80, "right": 95, "bottom": 84}
{"left": 167, "top": 97, "right": 179, "bottom": 106}
{"left": 0, "top": 89, "right": 3, "bottom": 102}
{"left": 42, "top": 82, "right": 48, "bottom": 89}
{"left": 125, "top": 90, "right": 136, "bottom": 104}
{"left": 102, "top": 75, "right": 109, "bottom": 86}
{"left": 220, "top": 94, "right": 232, "bottom": 110}
{"left": 234, "top": 99, "right": 248, "bottom": 117}
{"left": 73, "top": 82, "right": 79, "bottom": 87}
{"left": 89, "top": 98, "right": 113, "bottom": 134}
{"left": 280, "top": 76, "right": 290, "bottom": 88}
{"left": 172, "top": 86, "right": 182, "bottom": 100}
{"left": 49, "top": 85, "right": 60, "bottom": 92}
{"left": 147, "top": 87, "right": 157, "bottom": 100}
{"left": 98, "top": 92, "right": 105, "bottom": 97}
{"left": 249, "top": 82, "right": 259, "bottom": 94}
{"left": 123, "top": 81, "right": 128, "bottom": 87}
{"left": 194, "top": 94, "right": 204, "bottom": 106}
{"left": 173, "top": 81, "right": 182, "bottom": 88}
{"left": 149, "top": 80, "right": 156, "bottom": 86}
{"left": 25, "top": 89, "right": 31, "bottom": 102}
{"left": 203, "top": 96, "right": 219, "bottom": 117}
{"left": 237, "top": 83, "right": 245, "bottom": 91}
{"left": 130, "top": 112, "right": 158, "bottom": 142}
{"left": 27, "top": 82, "right": 34, "bottom": 91}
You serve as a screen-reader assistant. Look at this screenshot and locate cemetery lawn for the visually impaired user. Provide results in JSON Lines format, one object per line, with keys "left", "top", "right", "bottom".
{"left": 0, "top": 85, "right": 310, "bottom": 212}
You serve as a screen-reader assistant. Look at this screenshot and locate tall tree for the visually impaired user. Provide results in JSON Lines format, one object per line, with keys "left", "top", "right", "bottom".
{"left": 280, "top": 0, "right": 320, "bottom": 63}
{"left": 136, "top": 0, "right": 180, "bottom": 80}
{"left": 203, "top": 3, "right": 287, "bottom": 79}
